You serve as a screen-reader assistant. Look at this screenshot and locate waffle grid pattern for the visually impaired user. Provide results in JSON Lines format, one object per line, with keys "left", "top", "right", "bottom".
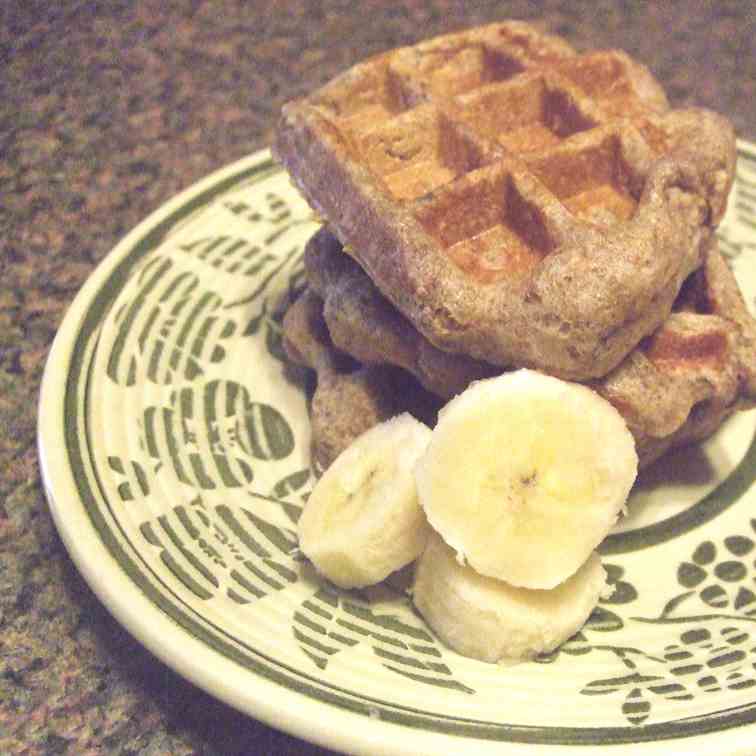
{"left": 306, "top": 24, "right": 669, "bottom": 283}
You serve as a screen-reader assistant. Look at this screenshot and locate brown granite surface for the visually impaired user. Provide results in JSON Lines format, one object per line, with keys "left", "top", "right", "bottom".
{"left": 1, "top": 1, "right": 754, "bottom": 753}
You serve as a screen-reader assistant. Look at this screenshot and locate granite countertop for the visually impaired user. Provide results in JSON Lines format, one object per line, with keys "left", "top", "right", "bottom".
{"left": 2, "top": 2, "right": 754, "bottom": 753}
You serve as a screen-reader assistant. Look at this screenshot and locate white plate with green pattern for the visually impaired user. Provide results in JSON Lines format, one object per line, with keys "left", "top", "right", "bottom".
{"left": 39, "top": 144, "right": 756, "bottom": 755}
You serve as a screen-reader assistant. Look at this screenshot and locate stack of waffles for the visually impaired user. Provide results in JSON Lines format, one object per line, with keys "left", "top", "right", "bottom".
{"left": 273, "top": 21, "right": 754, "bottom": 470}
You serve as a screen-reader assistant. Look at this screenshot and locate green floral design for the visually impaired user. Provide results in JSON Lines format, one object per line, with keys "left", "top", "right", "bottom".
{"left": 139, "top": 499, "right": 299, "bottom": 604}
{"left": 571, "top": 523, "right": 756, "bottom": 725}
{"left": 106, "top": 255, "right": 238, "bottom": 386}
{"left": 294, "top": 584, "right": 475, "bottom": 694}
{"left": 137, "top": 378, "right": 293, "bottom": 490}
{"left": 676, "top": 534, "right": 756, "bottom": 614}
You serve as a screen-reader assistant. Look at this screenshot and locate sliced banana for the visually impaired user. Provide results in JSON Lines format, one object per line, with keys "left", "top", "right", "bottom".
{"left": 414, "top": 369, "right": 637, "bottom": 589}
{"left": 413, "top": 531, "right": 608, "bottom": 662}
{"left": 298, "top": 412, "right": 432, "bottom": 588}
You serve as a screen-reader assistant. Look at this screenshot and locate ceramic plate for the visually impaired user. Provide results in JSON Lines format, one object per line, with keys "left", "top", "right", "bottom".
{"left": 39, "top": 145, "right": 756, "bottom": 755}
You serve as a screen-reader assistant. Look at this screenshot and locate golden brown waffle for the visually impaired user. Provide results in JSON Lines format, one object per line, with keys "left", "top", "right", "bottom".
{"left": 275, "top": 22, "right": 736, "bottom": 380}
{"left": 295, "top": 227, "right": 755, "bottom": 469}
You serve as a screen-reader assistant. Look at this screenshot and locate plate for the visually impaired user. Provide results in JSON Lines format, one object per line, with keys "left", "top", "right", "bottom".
{"left": 39, "top": 145, "right": 756, "bottom": 755}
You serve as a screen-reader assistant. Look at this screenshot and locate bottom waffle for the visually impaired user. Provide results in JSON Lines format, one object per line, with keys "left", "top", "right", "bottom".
{"left": 287, "top": 229, "right": 755, "bottom": 470}
{"left": 282, "top": 288, "right": 440, "bottom": 471}
{"left": 596, "top": 243, "right": 756, "bottom": 465}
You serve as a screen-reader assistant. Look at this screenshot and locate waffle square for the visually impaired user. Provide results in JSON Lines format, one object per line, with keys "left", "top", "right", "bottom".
{"left": 275, "top": 22, "right": 736, "bottom": 379}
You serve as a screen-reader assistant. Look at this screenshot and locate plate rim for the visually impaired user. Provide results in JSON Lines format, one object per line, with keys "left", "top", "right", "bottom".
{"left": 37, "top": 142, "right": 756, "bottom": 756}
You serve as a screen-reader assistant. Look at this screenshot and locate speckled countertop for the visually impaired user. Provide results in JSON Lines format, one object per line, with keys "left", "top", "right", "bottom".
{"left": 2, "top": 2, "right": 754, "bottom": 753}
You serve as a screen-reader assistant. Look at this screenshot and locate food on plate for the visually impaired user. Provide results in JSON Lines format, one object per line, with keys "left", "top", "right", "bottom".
{"left": 274, "top": 21, "right": 736, "bottom": 380}
{"left": 414, "top": 369, "right": 637, "bottom": 589}
{"left": 412, "top": 532, "right": 607, "bottom": 662}
{"left": 274, "top": 20, "right": 749, "bottom": 663}
{"left": 594, "top": 242, "right": 756, "bottom": 466}
{"left": 294, "top": 371, "right": 621, "bottom": 661}
{"left": 293, "top": 230, "right": 756, "bottom": 469}
{"left": 297, "top": 413, "right": 432, "bottom": 589}
{"left": 282, "top": 288, "right": 440, "bottom": 470}
{"left": 303, "top": 225, "right": 497, "bottom": 398}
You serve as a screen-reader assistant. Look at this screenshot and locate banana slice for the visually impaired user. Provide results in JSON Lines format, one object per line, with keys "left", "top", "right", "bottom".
{"left": 414, "top": 369, "right": 637, "bottom": 589}
{"left": 298, "top": 412, "right": 432, "bottom": 588}
{"left": 413, "top": 531, "right": 608, "bottom": 662}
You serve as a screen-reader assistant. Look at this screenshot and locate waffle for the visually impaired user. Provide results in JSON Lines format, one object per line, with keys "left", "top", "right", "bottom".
{"left": 275, "top": 21, "right": 736, "bottom": 380}
{"left": 292, "top": 229, "right": 755, "bottom": 469}
{"left": 304, "top": 225, "right": 497, "bottom": 398}
{"left": 596, "top": 241, "right": 756, "bottom": 466}
{"left": 282, "top": 288, "right": 440, "bottom": 470}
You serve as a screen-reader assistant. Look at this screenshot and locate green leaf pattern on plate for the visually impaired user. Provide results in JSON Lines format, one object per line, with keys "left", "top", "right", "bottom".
{"left": 139, "top": 379, "right": 296, "bottom": 490}
{"left": 294, "top": 584, "right": 475, "bottom": 694}
{"left": 574, "top": 523, "right": 756, "bottom": 725}
{"left": 95, "top": 172, "right": 483, "bottom": 699}
{"left": 106, "top": 255, "right": 239, "bottom": 386}
{"left": 139, "top": 499, "right": 298, "bottom": 604}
